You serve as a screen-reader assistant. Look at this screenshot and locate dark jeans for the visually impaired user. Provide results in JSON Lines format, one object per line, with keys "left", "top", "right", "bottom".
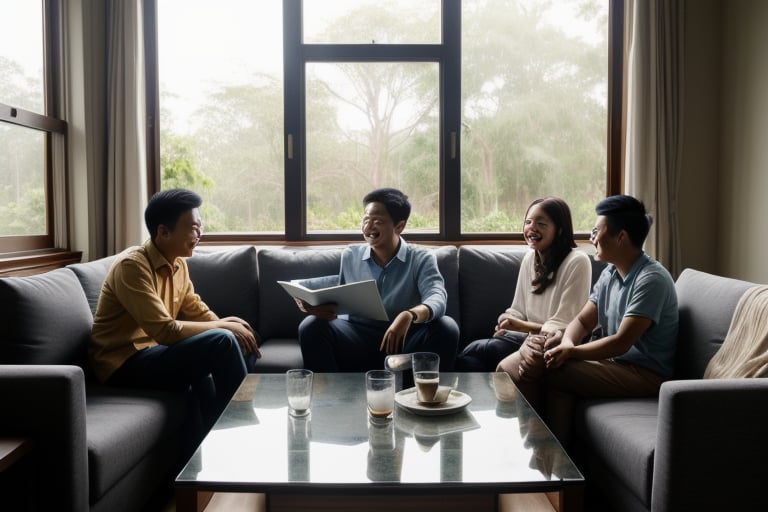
{"left": 455, "top": 331, "right": 528, "bottom": 371}
{"left": 108, "top": 328, "right": 247, "bottom": 435}
{"left": 299, "top": 316, "right": 460, "bottom": 372}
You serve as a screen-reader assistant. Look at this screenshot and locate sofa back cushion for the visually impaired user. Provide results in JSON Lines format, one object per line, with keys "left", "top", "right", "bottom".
{"left": 458, "top": 246, "right": 526, "bottom": 348}
{"left": 0, "top": 268, "right": 92, "bottom": 366}
{"left": 68, "top": 255, "right": 119, "bottom": 316}
{"left": 257, "top": 247, "right": 343, "bottom": 340}
{"left": 187, "top": 246, "right": 260, "bottom": 330}
{"left": 674, "top": 268, "right": 756, "bottom": 379}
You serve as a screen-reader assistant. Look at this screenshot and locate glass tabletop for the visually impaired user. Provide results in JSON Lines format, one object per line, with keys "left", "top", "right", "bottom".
{"left": 176, "top": 372, "right": 583, "bottom": 493}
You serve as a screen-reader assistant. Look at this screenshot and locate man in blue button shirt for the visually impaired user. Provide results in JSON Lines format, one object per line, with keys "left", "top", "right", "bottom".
{"left": 511, "top": 194, "right": 678, "bottom": 445}
{"left": 295, "top": 188, "right": 459, "bottom": 372}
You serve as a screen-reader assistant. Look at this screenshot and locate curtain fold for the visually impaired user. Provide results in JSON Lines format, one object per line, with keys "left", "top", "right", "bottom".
{"left": 105, "top": 0, "right": 148, "bottom": 254}
{"left": 624, "top": 0, "right": 685, "bottom": 277}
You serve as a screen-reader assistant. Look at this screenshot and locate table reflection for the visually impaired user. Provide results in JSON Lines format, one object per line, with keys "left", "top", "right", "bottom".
{"left": 287, "top": 413, "right": 311, "bottom": 481}
{"left": 366, "top": 418, "right": 404, "bottom": 482}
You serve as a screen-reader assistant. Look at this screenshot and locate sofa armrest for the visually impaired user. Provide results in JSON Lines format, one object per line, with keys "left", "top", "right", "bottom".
{"left": 0, "top": 365, "right": 88, "bottom": 512}
{"left": 652, "top": 378, "right": 768, "bottom": 512}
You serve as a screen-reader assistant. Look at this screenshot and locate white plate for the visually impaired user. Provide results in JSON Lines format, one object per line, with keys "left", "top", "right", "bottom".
{"left": 394, "top": 387, "right": 472, "bottom": 416}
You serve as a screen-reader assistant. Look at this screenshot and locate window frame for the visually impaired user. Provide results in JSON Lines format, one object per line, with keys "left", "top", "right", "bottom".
{"left": 146, "top": 0, "right": 622, "bottom": 244}
{"left": 0, "top": 0, "right": 66, "bottom": 254}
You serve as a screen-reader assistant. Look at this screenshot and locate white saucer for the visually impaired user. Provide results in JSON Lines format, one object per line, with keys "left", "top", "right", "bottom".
{"left": 394, "top": 387, "right": 472, "bottom": 416}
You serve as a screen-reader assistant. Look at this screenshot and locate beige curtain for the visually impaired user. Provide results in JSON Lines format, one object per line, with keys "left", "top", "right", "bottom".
{"left": 105, "top": 0, "right": 148, "bottom": 254}
{"left": 624, "top": 0, "right": 685, "bottom": 277}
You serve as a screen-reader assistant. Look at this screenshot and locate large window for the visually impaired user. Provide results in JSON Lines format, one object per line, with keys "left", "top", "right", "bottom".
{"left": 0, "top": 0, "right": 65, "bottom": 253}
{"left": 149, "top": 0, "right": 620, "bottom": 242}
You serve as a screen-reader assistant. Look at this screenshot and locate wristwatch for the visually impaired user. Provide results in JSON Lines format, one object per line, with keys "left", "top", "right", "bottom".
{"left": 408, "top": 310, "right": 418, "bottom": 323}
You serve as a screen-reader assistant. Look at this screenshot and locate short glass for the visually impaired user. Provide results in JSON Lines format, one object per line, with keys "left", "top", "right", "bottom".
{"left": 286, "top": 369, "right": 313, "bottom": 417}
{"left": 411, "top": 352, "right": 440, "bottom": 403}
{"left": 366, "top": 369, "right": 395, "bottom": 422}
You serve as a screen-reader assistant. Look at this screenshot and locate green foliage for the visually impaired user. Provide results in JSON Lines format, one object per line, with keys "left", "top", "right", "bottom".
{"left": 0, "top": 57, "right": 48, "bottom": 236}
{"left": 0, "top": 186, "right": 46, "bottom": 236}
{"left": 157, "top": 0, "right": 609, "bottom": 234}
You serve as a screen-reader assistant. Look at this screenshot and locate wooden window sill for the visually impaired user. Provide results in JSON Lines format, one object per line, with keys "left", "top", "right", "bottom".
{"left": 0, "top": 250, "right": 83, "bottom": 277}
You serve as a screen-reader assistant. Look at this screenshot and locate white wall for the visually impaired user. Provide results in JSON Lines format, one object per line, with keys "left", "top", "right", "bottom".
{"left": 718, "top": 0, "right": 768, "bottom": 282}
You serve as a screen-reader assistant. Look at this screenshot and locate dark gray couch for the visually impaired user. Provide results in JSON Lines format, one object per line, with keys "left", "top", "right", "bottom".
{"left": 572, "top": 268, "right": 768, "bottom": 512}
{"left": 1, "top": 245, "right": 765, "bottom": 511}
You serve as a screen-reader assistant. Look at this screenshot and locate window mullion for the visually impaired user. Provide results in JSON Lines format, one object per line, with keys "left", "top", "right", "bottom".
{"left": 284, "top": 0, "right": 304, "bottom": 240}
{"left": 442, "top": 0, "right": 461, "bottom": 240}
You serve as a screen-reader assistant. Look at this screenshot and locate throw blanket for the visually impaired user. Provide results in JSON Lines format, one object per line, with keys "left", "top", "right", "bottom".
{"left": 704, "top": 285, "right": 768, "bottom": 379}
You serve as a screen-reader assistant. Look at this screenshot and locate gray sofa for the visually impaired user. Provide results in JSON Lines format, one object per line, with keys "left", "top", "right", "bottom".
{"left": 1, "top": 245, "right": 765, "bottom": 511}
{"left": 572, "top": 268, "right": 768, "bottom": 512}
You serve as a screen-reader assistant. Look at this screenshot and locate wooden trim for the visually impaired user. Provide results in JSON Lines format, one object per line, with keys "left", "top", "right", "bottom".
{"left": 0, "top": 250, "right": 82, "bottom": 277}
{"left": 0, "top": 438, "right": 33, "bottom": 473}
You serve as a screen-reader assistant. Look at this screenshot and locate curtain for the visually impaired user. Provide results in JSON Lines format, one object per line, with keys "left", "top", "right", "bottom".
{"left": 105, "top": 0, "right": 148, "bottom": 254}
{"left": 623, "top": 0, "right": 685, "bottom": 277}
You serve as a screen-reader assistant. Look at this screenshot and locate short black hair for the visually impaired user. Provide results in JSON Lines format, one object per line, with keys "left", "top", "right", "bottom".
{"left": 362, "top": 188, "right": 411, "bottom": 225}
{"left": 145, "top": 189, "right": 202, "bottom": 239}
{"left": 595, "top": 194, "right": 653, "bottom": 248}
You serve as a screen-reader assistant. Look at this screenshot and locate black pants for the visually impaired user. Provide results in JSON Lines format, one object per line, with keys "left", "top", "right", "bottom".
{"left": 455, "top": 331, "right": 528, "bottom": 371}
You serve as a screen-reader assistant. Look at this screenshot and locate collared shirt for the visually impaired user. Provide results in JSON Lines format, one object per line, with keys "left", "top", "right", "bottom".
{"left": 338, "top": 238, "right": 448, "bottom": 324}
{"left": 89, "top": 240, "right": 215, "bottom": 382}
{"left": 589, "top": 253, "right": 679, "bottom": 379}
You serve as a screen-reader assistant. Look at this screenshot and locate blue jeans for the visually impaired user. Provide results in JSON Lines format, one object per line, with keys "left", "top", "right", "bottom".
{"left": 299, "top": 316, "right": 459, "bottom": 372}
{"left": 108, "top": 328, "right": 247, "bottom": 434}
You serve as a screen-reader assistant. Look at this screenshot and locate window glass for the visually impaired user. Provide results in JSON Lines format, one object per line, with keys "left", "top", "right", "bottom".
{"left": 303, "top": 0, "right": 441, "bottom": 44}
{"left": 305, "top": 62, "right": 440, "bottom": 233}
{"left": 0, "top": 124, "right": 46, "bottom": 236}
{"left": 0, "top": 0, "right": 47, "bottom": 240}
{"left": 461, "top": 0, "right": 609, "bottom": 233}
{"left": 0, "top": 0, "right": 44, "bottom": 114}
{"left": 157, "top": 0, "right": 284, "bottom": 232}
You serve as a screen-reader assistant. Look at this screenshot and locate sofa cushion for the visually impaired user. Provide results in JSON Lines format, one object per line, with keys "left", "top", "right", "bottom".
{"left": 257, "top": 247, "right": 343, "bottom": 340}
{"left": 457, "top": 246, "right": 526, "bottom": 348}
{"left": 85, "top": 386, "right": 187, "bottom": 502}
{"left": 252, "top": 337, "right": 305, "bottom": 372}
{"left": 68, "top": 256, "right": 119, "bottom": 316}
{"left": 575, "top": 398, "right": 659, "bottom": 508}
{"left": 0, "top": 268, "right": 92, "bottom": 367}
{"left": 188, "top": 246, "right": 260, "bottom": 330}
{"left": 674, "top": 268, "right": 755, "bottom": 379}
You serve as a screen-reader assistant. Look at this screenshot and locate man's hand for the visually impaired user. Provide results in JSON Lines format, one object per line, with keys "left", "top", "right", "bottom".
{"left": 544, "top": 339, "right": 574, "bottom": 369}
{"left": 380, "top": 311, "right": 413, "bottom": 355}
{"left": 219, "top": 317, "right": 261, "bottom": 358}
{"left": 295, "top": 299, "right": 337, "bottom": 321}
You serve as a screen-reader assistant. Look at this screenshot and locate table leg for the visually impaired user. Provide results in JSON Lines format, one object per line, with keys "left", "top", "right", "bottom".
{"left": 174, "top": 488, "right": 213, "bottom": 512}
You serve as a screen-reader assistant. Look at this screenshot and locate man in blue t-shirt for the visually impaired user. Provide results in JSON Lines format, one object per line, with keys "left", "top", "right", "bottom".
{"left": 538, "top": 195, "right": 678, "bottom": 445}
{"left": 295, "top": 188, "right": 459, "bottom": 372}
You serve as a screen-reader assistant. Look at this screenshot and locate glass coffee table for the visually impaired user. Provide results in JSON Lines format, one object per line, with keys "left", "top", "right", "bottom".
{"left": 175, "top": 372, "right": 583, "bottom": 512}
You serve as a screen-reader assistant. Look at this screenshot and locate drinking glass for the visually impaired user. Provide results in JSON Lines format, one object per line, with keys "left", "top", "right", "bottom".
{"left": 286, "top": 369, "right": 313, "bottom": 416}
{"left": 366, "top": 369, "right": 395, "bottom": 422}
{"left": 411, "top": 352, "right": 440, "bottom": 403}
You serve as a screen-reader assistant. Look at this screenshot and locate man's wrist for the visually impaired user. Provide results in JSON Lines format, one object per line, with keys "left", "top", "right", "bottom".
{"left": 408, "top": 310, "right": 418, "bottom": 323}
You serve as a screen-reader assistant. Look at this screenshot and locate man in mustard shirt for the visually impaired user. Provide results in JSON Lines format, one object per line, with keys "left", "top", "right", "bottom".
{"left": 89, "top": 189, "right": 260, "bottom": 435}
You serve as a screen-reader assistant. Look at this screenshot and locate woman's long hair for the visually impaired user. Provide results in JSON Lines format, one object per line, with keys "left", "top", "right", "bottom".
{"left": 526, "top": 197, "right": 577, "bottom": 294}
